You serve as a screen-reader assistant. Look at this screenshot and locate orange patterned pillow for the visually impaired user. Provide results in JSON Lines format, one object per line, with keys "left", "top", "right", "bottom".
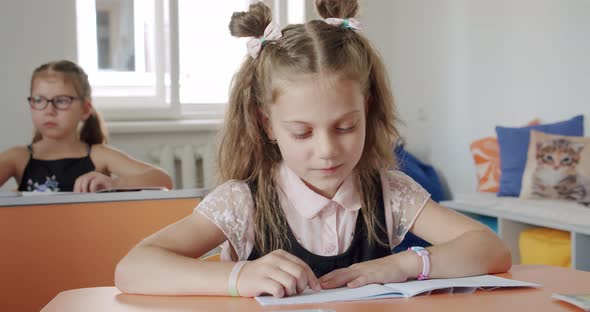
{"left": 470, "top": 137, "right": 501, "bottom": 192}
{"left": 471, "top": 119, "right": 541, "bottom": 192}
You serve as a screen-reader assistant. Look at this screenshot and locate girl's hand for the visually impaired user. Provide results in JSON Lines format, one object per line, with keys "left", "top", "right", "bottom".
{"left": 74, "top": 171, "right": 114, "bottom": 192}
{"left": 319, "top": 255, "right": 410, "bottom": 289}
{"left": 237, "top": 249, "right": 322, "bottom": 298}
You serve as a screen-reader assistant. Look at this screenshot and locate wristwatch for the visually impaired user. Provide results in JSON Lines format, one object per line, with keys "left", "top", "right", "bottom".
{"left": 407, "top": 246, "right": 430, "bottom": 280}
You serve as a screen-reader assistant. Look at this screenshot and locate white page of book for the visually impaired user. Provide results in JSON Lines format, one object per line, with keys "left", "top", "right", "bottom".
{"left": 0, "top": 189, "right": 20, "bottom": 197}
{"left": 384, "top": 274, "right": 540, "bottom": 297}
{"left": 256, "top": 284, "right": 403, "bottom": 306}
{"left": 256, "top": 275, "right": 541, "bottom": 306}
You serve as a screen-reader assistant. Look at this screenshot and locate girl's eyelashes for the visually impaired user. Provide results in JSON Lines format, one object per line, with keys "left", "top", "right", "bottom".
{"left": 336, "top": 120, "right": 359, "bottom": 132}
{"left": 289, "top": 123, "right": 358, "bottom": 140}
{"left": 287, "top": 126, "right": 312, "bottom": 139}
{"left": 337, "top": 124, "right": 357, "bottom": 133}
{"left": 292, "top": 132, "right": 311, "bottom": 140}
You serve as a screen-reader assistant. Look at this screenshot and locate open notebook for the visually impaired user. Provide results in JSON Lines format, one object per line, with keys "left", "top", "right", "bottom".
{"left": 256, "top": 274, "right": 540, "bottom": 306}
{"left": 17, "top": 187, "right": 168, "bottom": 196}
{"left": 0, "top": 189, "right": 21, "bottom": 197}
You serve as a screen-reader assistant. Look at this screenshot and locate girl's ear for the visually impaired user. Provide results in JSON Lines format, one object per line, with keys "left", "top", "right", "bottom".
{"left": 257, "top": 108, "right": 276, "bottom": 141}
{"left": 81, "top": 99, "right": 93, "bottom": 121}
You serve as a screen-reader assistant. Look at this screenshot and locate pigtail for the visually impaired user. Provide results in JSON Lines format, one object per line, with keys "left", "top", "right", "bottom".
{"left": 221, "top": 1, "right": 273, "bottom": 181}
{"left": 80, "top": 110, "right": 108, "bottom": 145}
{"left": 221, "top": 2, "right": 288, "bottom": 254}
{"left": 228, "top": 2, "right": 272, "bottom": 38}
{"left": 359, "top": 43, "right": 402, "bottom": 247}
{"left": 315, "top": 0, "right": 359, "bottom": 19}
{"left": 32, "top": 131, "right": 42, "bottom": 144}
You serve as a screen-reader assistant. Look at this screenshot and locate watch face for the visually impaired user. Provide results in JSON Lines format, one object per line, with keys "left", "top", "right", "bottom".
{"left": 410, "top": 246, "right": 427, "bottom": 253}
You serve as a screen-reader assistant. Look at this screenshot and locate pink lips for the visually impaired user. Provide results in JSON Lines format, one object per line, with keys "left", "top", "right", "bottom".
{"left": 317, "top": 164, "right": 342, "bottom": 174}
{"left": 43, "top": 122, "right": 58, "bottom": 128}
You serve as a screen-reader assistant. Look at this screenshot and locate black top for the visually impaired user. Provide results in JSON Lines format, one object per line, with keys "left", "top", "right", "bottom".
{"left": 18, "top": 145, "right": 96, "bottom": 192}
{"left": 247, "top": 177, "right": 391, "bottom": 277}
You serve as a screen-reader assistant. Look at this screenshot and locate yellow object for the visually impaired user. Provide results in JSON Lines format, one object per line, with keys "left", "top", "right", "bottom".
{"left": 201, "top": 252, "right": 221, "bottom": 262}
{"left": 519, "top": 227, "right": 571, "bottom": 268}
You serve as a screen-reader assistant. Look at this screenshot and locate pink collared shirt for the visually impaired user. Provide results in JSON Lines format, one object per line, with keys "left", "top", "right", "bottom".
{"left": 196, "top": 163, "right": 430, "bottom": 261}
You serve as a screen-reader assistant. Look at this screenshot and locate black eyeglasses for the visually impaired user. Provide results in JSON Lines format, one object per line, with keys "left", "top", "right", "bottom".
{"left": 27, "top": 95, "right": 83, "bottom": 111}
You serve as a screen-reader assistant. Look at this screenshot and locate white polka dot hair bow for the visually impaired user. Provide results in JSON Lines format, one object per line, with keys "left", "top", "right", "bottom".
{"left": 246, "top": 21, "right": 283, "bottom": 59}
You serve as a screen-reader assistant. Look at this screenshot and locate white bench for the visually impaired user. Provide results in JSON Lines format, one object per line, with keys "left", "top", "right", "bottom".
{"left": 441, "top": 193, "right": 590, "bottom": 271}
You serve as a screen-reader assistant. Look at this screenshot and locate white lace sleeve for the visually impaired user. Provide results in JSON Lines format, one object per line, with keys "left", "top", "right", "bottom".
{"left": 194, "top": 181, "right": 255, "bottom": 261}
{"left": 381, "top": 170, "right": 431, "bottom": 249}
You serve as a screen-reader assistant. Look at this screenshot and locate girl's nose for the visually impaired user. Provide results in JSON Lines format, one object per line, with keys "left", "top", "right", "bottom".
{"left": 43, "top": 103, "right": 58, "bottom": 115}
{"left": 317, "top": 132, "right": 339, "bottom": 160}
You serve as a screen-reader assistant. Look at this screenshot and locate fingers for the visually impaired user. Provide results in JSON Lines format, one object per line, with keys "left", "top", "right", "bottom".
{"left": 277, "top": 259, "right": 312, "bottom": 294}
{"left": 89, "top": 178, "right": 103, "bottom": 192}
{"left": 89, "top": 175, "right": 112, "bottom": 192}
{"left": 275, "top": 250, "right": 321, "bottom": 291}
{"left": 320, "top": 259, "right": 393, "bottom": 289}
{"left": 240, "top": 250, "right": 321, "bottom": 298}
{"left": 74, "top": 173, "right": 91, "bottom": 192}
{"left": 258, "top": 278, "right": 285, "bottom": 298}
{"left": 347, "top": 275, "right": 369, "bottom": 288}
{"left": 73, "top": 172, "right": 111, "bottom": 192}
{"left": 320, "top": 268, "right": 356, "bottom": 289}
{"left": 268, "top": 267, "right": 298, "bottom": 296}
{"left": 79, "top": 174, "right": 96, "bottom": 193}
{"left": 73, "top": 176, "right": 81, "bottom": 192}
{"left": 320, "top": 269, "right": 348, "bottom": 289}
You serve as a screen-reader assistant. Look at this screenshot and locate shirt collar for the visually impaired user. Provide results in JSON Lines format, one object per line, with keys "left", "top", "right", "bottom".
{"left": 277, "top": 162, "right": 361, "bottom": 219}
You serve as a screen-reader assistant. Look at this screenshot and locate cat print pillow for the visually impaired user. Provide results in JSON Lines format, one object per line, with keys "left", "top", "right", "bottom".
{"left": 520, "top": 130, "right": 590, "bottom": 203}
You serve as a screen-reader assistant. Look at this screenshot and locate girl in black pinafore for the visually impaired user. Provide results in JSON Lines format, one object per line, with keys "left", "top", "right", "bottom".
{"left": 0, "top": 60, "right": 172, "bottom": 193}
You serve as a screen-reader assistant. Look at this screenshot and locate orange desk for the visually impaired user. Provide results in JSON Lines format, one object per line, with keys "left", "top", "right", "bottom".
{"left": 42, "top": 265, "right": 590, "bottom": 312}
{"left": 0, "top": 193, "right": 203, "bottom": 312}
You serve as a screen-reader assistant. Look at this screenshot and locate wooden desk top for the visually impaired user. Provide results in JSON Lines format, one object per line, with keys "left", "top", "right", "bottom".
{"left": 42, "top": 265, "right": 590, "bottom": 312}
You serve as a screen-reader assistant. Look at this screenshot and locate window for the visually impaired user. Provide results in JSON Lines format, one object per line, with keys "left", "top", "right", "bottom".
{"left": 76, "top": 0, "right": 306, "bottom": 121}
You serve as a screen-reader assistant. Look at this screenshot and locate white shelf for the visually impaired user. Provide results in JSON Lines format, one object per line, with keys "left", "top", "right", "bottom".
{"left": 442, "top": 193, "right": 590, "bottom": 271}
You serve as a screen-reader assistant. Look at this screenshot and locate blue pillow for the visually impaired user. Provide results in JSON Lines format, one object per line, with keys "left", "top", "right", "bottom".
{"left": 495, "top": 115, "right": 584, "bottom": 196}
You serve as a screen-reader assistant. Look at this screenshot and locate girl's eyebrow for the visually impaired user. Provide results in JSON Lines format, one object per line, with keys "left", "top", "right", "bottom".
{"left": 282, "top": 110, "right": 361, "bottom": 125}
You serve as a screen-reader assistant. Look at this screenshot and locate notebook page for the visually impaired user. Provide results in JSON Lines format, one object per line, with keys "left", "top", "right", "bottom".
{"left": 255, "top": 284, "right": 400, "bottom": 306}
{"left": 20, "top": 191, "right": 76, "bottom": 196}
{"left": 0, "top": 189, "right": 20, "bottom": 197}
{"left": 384, "top": 275, "right": 541, "bottom": 297}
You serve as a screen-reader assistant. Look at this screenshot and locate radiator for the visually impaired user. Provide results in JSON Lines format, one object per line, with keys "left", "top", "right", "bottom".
{"left": 149, "top": 144, "right": 211, "bottom": 189}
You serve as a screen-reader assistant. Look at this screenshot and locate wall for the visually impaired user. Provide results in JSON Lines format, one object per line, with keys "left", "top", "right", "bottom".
{"left": 1, "top": 1, "right": 589, "bottom": 195}
{"left": 0, "top": 0, "right": 77, "bottom": 190}
{"left": 365, "top": 0, "right": 590, "bottom": 196}
{"left": 433, "top": 0, "right": 590, "bottom": 195}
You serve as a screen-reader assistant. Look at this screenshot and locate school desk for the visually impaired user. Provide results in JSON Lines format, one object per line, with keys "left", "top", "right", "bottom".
{"left": 0, "top": 189, "right": 206, "bottom": 312}
{"left": 41, "top": 265, "right": 590, "bottom": 312}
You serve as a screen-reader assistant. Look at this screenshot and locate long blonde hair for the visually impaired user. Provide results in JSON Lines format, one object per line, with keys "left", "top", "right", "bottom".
{"left": 30, "top": 60, "right": 108, "bottom": 145}
{"left": 219, "top": 0, "right": 400, "bottom": 254}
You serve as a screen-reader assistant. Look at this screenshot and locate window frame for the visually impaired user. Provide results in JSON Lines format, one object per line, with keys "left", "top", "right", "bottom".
{"left": 76, "top": 0, "right": 305, "bottom": 122}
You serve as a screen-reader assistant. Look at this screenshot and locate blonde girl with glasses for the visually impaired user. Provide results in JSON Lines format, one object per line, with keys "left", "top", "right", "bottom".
{"left": 115, "top": 0, "right": 511, "bottom": 298}
{"left": 0, "top": 60, "right": 172, "bottom": 193}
